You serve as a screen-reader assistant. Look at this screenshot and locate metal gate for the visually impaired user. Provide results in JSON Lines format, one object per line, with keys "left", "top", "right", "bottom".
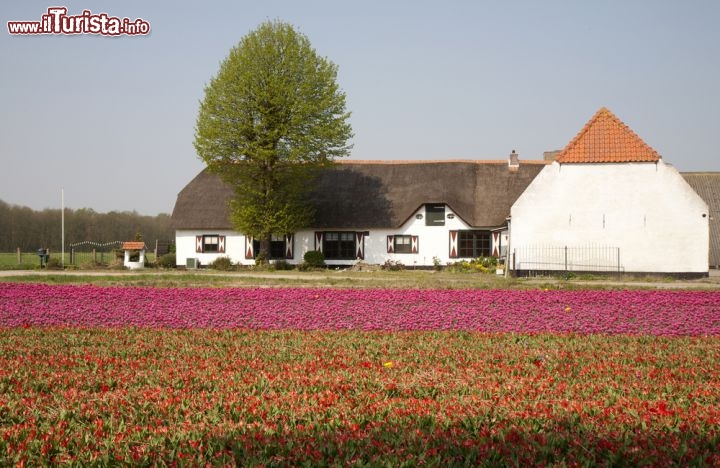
{"left": 69, "top": 241, "right": 123, "bottom": 266}
{"left": 512, "top": 244, "right": 623, "bottom": 274}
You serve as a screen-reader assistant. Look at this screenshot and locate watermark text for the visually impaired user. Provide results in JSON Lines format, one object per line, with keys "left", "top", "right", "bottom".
{"left": 8, "top": 7, "right": 150, "bottom": 36}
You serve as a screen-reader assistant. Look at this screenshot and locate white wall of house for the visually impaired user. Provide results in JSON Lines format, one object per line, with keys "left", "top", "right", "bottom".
{"left": 176, "top": 205, "right": 505, "bottom": 267}
{"left": 298, "top": 205, "right": 481, "bottom": 267}
{"left": 176, "top": 230, "right": 244, "bottom": 267}
{"left": 510, "top": 160, "right": 709, "bottom": 273}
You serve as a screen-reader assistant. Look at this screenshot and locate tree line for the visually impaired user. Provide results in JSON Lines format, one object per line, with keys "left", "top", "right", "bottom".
{"left": 0, "top": 199, "right": 174, "bottom": 252}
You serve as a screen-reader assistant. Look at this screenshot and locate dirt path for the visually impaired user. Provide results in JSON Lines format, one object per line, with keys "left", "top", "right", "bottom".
{"left": 521, "top": 269, "right": 720, "bottom": 290}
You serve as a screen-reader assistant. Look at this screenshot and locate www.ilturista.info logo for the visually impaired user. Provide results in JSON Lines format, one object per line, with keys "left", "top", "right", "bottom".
{"left": 7, "top": 7, "right": 150, "bottom": 36}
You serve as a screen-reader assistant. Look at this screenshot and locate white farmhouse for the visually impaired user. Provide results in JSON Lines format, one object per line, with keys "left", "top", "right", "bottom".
{"left": 171, "top": 108, "right": 714, "bottom": 276}
{"left": 171, "top": 160, "right": 546, "bottom": 268}
{"left": 509, "top": 108, "right": 709, "bottom": 276}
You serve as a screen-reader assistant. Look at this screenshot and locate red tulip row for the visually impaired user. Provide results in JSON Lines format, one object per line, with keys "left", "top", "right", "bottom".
{"left": 0, "top": 328, "right": 718, "bottom": 465}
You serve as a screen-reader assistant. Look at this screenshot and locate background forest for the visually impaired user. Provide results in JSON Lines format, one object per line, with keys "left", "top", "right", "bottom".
{"left": 0, "top": 200, "right": 173, "bottom": 251}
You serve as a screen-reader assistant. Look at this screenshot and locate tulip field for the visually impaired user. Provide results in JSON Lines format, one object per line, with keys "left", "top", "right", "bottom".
{"left": 1, "top": 283, "right": 719, "bottom": 465}
{"left": 3, "top": 284, "right": 720, "bottom": 334}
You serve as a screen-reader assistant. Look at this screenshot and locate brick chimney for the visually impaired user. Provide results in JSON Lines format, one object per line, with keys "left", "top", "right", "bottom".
{"left": 508, "top": 150, "right": 519, "bottom": 172}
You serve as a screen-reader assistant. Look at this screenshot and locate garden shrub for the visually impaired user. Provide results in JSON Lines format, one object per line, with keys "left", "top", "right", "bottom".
{"left": 303, "top": 250, "right": 325, "bottom": 268}
{"left": 272, "top": 260, "right": 294, "bottom": 271}
{"left": 210, "top": 256, "right": 234, "bottom": 271}
{"left": 108, "top": 259, "right": 126, "bottom": 270}
{"left": 381, "top": 259, "right": 405, "bottom": 271}
{"left": 79, "top": 261, "right": 105, "bottom": 270}
{"left": 46, "top": 257, "right": 63, "bottom": 270}
{"left": 446, "top": 256, "right": 498, "bottom": 273}
{"left": 158, "top": 253, "right": 176, "bottom": 268}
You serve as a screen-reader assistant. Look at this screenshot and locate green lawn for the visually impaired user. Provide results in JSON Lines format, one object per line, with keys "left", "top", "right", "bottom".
{"left": 0, "top": 251, "right": 156, "bottom": 269}
{"left": 0, "top": 251, "right": 50, "bottom": 269}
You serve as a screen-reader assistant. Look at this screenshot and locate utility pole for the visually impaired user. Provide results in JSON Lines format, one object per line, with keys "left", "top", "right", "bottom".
{"left": 61, "top": 188, "right": 64, "bottom": 268}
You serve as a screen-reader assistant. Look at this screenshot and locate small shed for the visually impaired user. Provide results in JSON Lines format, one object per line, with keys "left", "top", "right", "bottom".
{"left": 121, "top": 241, "right": 146, "bottom": 269}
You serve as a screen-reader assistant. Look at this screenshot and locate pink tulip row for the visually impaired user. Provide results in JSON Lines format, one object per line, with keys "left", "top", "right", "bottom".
{"left": 1, "top": 284, "right": 718, "bottom": 335}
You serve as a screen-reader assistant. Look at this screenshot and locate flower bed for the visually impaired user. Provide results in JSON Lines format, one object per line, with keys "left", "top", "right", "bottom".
{"left": 1, "top": 284, "right": 719, "bottom": 464}
{"left": 1, "top": 283, "right": 719, "bottom": 335}
{"left": 0, "top": 329, "right": 718, "bottom": 465}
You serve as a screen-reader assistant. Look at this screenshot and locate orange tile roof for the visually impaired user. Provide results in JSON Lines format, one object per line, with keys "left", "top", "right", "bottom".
{"left": 555, "top": 107, "right": 661, "bottom": 164}
{"left": 122, "top": 241, "right": 146, "bottom": 250}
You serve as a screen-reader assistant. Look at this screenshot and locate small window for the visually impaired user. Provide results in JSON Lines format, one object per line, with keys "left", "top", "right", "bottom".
{"left": 394, "top": 235, "right": 412, "bottom": 253}
{"left": 426, "top": 204, "right": 445, "bottom": 226}
{"left": 197, "top": 235, "right": 225, "bottom": 254}
{"left": 203, "top": 235, "right": 219, "bottom": 253}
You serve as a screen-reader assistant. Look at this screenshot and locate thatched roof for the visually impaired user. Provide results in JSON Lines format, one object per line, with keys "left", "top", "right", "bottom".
{"left": 171, "top": 169, "right": 235, "bottom": 230}
{"left": 682, "top": 172, "right": 720, "bottom": 268}
{"left": 309, "top": 160, "right": 548, "bottom": 228}
{"left": 171, "top": 160, "right": 548, "bottom": 230}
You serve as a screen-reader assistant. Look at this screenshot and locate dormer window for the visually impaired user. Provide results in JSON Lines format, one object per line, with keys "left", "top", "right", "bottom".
{"left": 425, "top": 204, "right": 445, "bottom": 226}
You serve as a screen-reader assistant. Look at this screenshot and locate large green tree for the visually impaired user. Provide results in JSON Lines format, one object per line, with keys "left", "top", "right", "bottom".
{"left": 194, "top": 21, "right": 353, "bottom": 261}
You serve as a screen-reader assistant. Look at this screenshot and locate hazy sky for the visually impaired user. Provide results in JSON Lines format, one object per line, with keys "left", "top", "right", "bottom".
{"left": 2, "top": 1, "right": 719, "bottom": 215}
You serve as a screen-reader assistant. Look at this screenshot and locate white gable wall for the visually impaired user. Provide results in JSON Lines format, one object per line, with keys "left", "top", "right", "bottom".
{"left": 510, "top": 160, "right": 709, "bottom": 273}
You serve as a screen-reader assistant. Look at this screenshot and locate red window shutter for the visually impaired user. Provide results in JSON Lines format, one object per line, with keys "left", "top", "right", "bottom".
{"left": 314, "top": 232, "right": 323, "bottom": 253}
{"left": 411, "top": 235, "right": 419, "bottom": 254}
{"left": 449, "top": 231, "right": 458, "bottom": 258}
{"left": 285, "top": 235, "right": 294, "bottom": 259}
{"left": 355, "top": 232, "right": 364, "bottom": 260}
{"left": 245, "top": 236, "right": 254, "bottom": 259}
{"left": 492, "top": 232, "right": 499, "bottom": 257}
{"left": 195, "top": 236, "right": 203, "bottom": 253}
{"left": 387, "top": 235, "right": 394, "bottom": 253}
{"left": 218, "top": 236, "right": 226, "bottom": 253}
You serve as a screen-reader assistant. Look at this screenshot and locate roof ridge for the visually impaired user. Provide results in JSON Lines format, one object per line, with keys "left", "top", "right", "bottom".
{"left": 556, "top": 108, "right": 661, "bottom": 164}
{"left": 557, "top": 108, "right": 608, "bottom": 159}
{"left": 337, "top": 159, "right": 550, "bottom": 165}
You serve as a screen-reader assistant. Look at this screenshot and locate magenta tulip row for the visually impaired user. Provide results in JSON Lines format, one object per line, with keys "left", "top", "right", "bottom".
{"left": 1, "top": 284, "right": 718, "bottom": 335}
